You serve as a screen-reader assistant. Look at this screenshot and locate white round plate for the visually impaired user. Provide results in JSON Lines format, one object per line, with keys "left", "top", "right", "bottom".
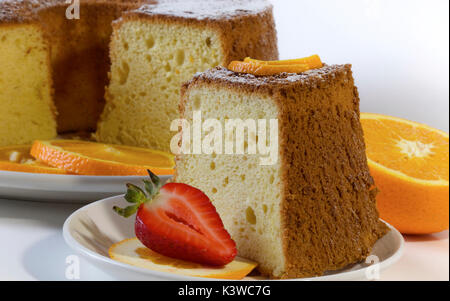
{"left": 0, "top": 170, "right": 171, "bottom": 203}
{"left": 63, "top": 194, "right": 405, "bottom": 281}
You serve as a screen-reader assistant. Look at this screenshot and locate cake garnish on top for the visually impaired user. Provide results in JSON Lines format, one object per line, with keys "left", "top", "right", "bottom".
{"left": 228, "top": 55, "right": 323, "bottom": 76}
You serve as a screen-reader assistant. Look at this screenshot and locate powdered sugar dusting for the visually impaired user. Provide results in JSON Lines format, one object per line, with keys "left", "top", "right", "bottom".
{"left": 0, "top": 0, "right": 47, "bottom": 22}
{"left": 134, "top": 0, "right": 272, "bottom": 20}
{"left": 190, "top": 65, "right": 352, "bottom": 88}
{"left": 0, "top": 0, "right": 148, "bottom": 22}
{"left": 1, "top": 0, "right": 271, "bottom": 23}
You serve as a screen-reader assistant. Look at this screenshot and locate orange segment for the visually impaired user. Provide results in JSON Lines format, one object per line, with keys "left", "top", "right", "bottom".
{"left": 0, "top": 145, "right": 66, "bottom": 174}
{"left": 361, "top": 113, "right": 449, "bottom": 234}
{"left": 244, "top": 54, "right": 323, "bottom": 69}
{"left": 30, "top": 140, "right": 175, "bottom": 176}
{"left": 109, "top": 238, "right": 258, "bottom": 280}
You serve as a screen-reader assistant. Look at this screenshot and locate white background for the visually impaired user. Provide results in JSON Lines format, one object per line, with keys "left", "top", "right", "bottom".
{"left": 273, "top": 0, "right": 449, "bottom": 132}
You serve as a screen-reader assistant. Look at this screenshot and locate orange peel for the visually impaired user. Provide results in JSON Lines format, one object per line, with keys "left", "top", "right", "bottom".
{"left": 244, "top": 54, "right": 323, "bottom": 69}
{"left": 229, "top": 54, "right": 323, "bottom": 76}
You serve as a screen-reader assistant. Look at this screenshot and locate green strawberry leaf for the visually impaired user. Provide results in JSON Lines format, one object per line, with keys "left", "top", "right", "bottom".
{"left": 147, "top": 170, "right": 162, "bottom": 190}
{"left": 124, "top": 183, "right": 147, "bottom": 204}
{"left": 113, "top": 204, "right": 139, "bottom": 218}
{"left": 113, "top": 171, "right": 163, "bottom": 219}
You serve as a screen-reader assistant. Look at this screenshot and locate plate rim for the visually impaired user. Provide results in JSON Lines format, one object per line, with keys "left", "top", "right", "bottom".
{"left": 0, "top": 169, "right": 153, "bottom": 180}
{"left": 0, "top": 170, "right": 172, "bottom": 203}
{"left": 63, "top": 195, "right": 405, "bottom": 281}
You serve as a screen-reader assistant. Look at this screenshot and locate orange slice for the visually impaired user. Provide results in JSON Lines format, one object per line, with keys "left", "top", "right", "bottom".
{"left": 229, "top": 54, "right": 323, "bottom": 76}
{"left": 0, "top": 145, "right": 66, "bottom": 174}
{"left": 361, "top": 113, "right": 449, "bottom": 234}
{"left": 109, "top": 238, "right": 258, "bottom": 280}
{"left": 30, "top": 140, "right": 175, "bottom": 176}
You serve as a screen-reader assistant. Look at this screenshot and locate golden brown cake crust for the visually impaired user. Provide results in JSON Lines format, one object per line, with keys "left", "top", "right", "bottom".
{"left": 180, "top": 66, "right": 389, "bottom": 278}
{"left": 0, "top": 1, "right": 143, "bottom": 23}
{"left": 119, "top": 0, "right": 279, "bottom": 64}
{"left": 0, "top": 1, "right": 153, "bottom": 23}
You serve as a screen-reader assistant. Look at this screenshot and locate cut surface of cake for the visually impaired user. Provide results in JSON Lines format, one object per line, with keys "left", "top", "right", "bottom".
{"left": 96, "top": 0, "right": 278, "bottom": 152}
{"left": 37, "top": 0, "right": 153, "bottom": 133}
{"left": 174, "top": 66, "right": 389, "bottom": 278}
{"left": 0, "top": 0, "right": 153, "bottom": 143}
{"left": 0, "top": 0, "right": 154, "bottom": 136}
{"left": 0, "top": 22, "right": 56, "bottom": 146}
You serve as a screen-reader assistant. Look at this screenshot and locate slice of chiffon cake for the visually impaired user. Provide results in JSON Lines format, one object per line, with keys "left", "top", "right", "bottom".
{"left": 97, "top": 0, "right": 278, "bottom": 152}
{"left": 174, "top": 65, "right": 389, "bottom": 279}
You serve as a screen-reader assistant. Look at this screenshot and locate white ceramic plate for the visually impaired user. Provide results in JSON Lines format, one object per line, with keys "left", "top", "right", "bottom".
{"left": 63, "top": 194, "right": 405, "bottom": 281}
{"left": 0, "top": 170, "right": 171, "bottom": 203}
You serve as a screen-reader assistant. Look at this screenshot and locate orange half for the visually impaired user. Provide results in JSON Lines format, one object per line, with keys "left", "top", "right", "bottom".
{"left": 362, "top": 113, "right": 448, "bottom": 184}
{"left": 30, "top": 140, "right": 175, "bottom": 176}
{"left": 361, "top": 113, "right": 449, "bottom": 234}
{"left": 0, "top": 145, "right": 66, "bottom": 174}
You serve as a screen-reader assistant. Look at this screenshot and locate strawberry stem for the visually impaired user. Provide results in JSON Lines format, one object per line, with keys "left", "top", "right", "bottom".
{"left": 113, "top": 170, "right": 162, "bottom": 218}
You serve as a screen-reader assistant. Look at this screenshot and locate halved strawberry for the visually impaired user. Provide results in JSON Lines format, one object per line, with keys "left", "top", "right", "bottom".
{"left": 114, "top": 170, "right": 237, "bottom": 266}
